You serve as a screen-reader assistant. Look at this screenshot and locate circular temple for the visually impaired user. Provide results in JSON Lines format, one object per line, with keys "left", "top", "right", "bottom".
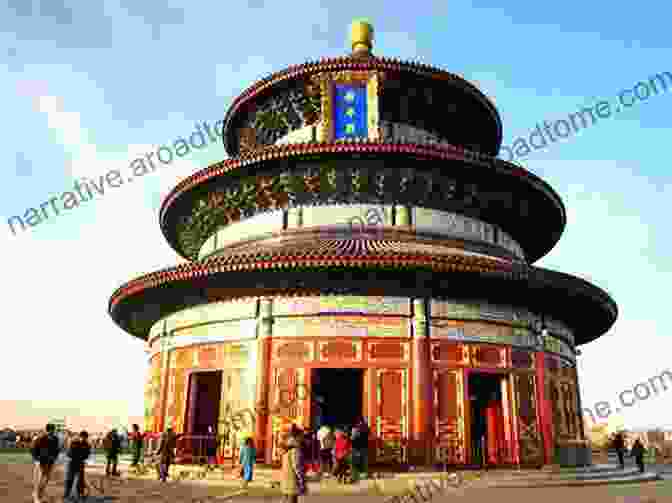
{"left": 109, "top": 22, "right": 616, "bottom": 469}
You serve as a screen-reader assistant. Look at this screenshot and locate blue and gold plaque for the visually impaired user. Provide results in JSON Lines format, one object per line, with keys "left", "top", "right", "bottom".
{"left": 334, "top": 85, "right": 368, "bottom": 139}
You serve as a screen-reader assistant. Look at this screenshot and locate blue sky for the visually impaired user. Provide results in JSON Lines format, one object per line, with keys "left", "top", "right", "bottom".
{"left": 1, "top": 1, "right": 670, "bottom": 431}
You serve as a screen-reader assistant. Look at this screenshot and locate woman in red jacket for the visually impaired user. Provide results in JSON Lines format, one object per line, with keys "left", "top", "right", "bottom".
{"left": 332, "top": 430, "right": 351, "bottom": 483}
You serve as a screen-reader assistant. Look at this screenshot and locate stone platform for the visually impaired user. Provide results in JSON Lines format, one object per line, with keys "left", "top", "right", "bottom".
{"left": 476, "top": 464, "right": 660, "bottom": 488}
{"left": 84, "top": 459, "right": 662, "bottom": 491}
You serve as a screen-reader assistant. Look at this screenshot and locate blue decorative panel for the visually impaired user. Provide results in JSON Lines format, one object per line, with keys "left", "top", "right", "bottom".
{"left": 334, "top": 85, "right": 368, "bottom": 139}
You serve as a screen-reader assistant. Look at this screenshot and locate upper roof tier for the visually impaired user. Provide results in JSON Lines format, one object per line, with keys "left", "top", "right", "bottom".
{"left": 221, "top": 21, "right": 502, "bottom": 158}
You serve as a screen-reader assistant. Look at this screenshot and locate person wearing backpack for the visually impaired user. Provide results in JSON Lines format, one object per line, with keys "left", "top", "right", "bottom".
{"left": 31, "top": 423, "right": 61, "bottom": 503}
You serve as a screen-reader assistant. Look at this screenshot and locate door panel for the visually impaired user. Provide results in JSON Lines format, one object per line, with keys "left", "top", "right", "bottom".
{"left": 433, "top": 369, "right": 465, "bottom": 464}
{"left": 375, "top": 369, "right": 407, "bottom": 464}
{"left": 512, "top": 373, "right": 543, "bottom": 466}
{"left": 270, "top": 368, "right": 307, "bottom": 462}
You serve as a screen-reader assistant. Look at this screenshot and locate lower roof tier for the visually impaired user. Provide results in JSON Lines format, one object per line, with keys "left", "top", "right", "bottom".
{"left": 109, "top": 238, "right": 617, "bottom": 345}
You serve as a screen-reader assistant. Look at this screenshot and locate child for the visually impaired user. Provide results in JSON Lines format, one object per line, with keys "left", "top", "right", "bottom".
{"left": 239, "top": 437, "right": 256, "bottom": 488}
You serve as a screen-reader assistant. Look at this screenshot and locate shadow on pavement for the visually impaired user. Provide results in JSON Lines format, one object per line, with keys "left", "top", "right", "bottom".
{"left": 75, "top": 497, "right": 119, "bottom": 502}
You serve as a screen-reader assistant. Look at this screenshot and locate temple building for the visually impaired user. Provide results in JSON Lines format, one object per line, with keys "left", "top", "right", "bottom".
{"left": 108, "top": 21, "right": 617, "bottom": 467}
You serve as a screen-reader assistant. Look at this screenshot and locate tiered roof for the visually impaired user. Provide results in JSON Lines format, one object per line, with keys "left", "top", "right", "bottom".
{"left": 109, "top": 21, "right": 617, "bottom": 346}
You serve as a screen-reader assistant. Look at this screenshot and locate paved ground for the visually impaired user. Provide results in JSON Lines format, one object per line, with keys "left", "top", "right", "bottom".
{"left": 1, "top": 461, "right": 670, "bottom": 502}
{"left": 0, "top": 462, "right": 239, "bottom": 502}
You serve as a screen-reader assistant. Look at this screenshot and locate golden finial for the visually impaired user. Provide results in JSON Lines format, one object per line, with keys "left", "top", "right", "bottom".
{"left": 350, "top": 19, "right": 374, "bottom": 57}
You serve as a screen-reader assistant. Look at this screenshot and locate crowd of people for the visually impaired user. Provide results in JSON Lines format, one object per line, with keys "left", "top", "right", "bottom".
{"left": 315, "top": 416, "right": 370, "bottom": 483}
{"left": 25, "top": 417, "right": 369, "bottom": 502}
{"left": 274, "top": 416, "right": 370, "bottom": 502}
{"left": 27, "top": 422, "right": 185, "bottom": 502}
{"left": 6, "top": 429, "right": 124, "bottom": 450}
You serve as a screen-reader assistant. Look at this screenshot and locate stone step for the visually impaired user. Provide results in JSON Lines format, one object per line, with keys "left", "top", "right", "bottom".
{"left": 480, "top": 471, "right": 660, "bottom": 488}
{"left": 485, "top": 467, "right": 641, "bottom": 482}
{"left": 486, "top": 464, "right": 621, "bottom": 477}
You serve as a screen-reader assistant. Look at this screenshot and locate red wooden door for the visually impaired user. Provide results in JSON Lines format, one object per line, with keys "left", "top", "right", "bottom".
{"left": 375, "top": 369, "right": 407, "bottom": 464}
{"left": 433, "top": 369, "right": 466, "bottom": 465}
{"left": 512, "top": 373, "right": 544, "bottom": 466}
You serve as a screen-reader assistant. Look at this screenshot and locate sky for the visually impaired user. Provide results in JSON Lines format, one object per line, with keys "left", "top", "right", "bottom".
{"left": 0, "top": 1, "right": 670, "bottom": 432}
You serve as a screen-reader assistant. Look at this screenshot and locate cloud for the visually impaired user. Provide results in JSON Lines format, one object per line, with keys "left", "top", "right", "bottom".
{"left": 31, "top": 93, "right": 200, "bottom": 188}
{"left": 117, "top": 1, "right": 185, "bottom": 41}
{"left": 35, "top": 95, "right": 98, "bottom": 178}
{"left": 0, "top": 105, "right": 204, "bottom": 420}
{"left": 3, "top": 0, "right": 114, "bottom": 49}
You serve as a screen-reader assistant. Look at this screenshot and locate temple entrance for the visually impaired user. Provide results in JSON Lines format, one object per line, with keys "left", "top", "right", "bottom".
{"left": 186, "top": 370, "right": 222, "bottom": 435}
{"left": 468, "top": 372, "right": 507, "bottom": 466}
{"left": 311, "top": 368, "right": 363, "bottom": 430}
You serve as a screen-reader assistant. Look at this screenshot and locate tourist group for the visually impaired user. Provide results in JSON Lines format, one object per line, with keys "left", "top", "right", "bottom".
{"left": 28, "top": 422, "right": 211, "bottom": 502}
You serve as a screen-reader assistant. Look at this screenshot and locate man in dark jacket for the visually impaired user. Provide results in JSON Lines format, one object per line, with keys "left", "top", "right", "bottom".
{"left": 31, "top": 423, "right": 61, "bottom": 503}
{"left": 64, "top": 431, "right": 91, "bottom": 500}
{"left": 103, "top": 429, "right": 122, "bottom": 476}
{"left": 612, "top": 432, "right": 626, "bottom": 469}
{"left": 351, "top": 417, "right": 369, "bottom": 481}
{"left": 630, "top": 439, "right": 646, "bottom": 473}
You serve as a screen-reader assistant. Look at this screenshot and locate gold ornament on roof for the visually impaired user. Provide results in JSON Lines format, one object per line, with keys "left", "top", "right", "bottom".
{"left": 350, "top": 19, "right": 374, "bottom": 56}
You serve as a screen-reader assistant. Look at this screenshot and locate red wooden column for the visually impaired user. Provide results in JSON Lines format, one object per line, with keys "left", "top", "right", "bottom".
{"left": 157, "top": 323, "right": 172, "bottom": 432}
{"left": 255, "top": 298, "right": 273, "bottom": 463}
{"left": 574, "top": 369, "right": 586, "bottom": 440}
{"left": 411, "top": 298, "right": 432, "bottom": 465}
{"left": 186, "top": 372, "right": 199, "bottom": 434}
{"left": 535, "top": 352, "right": 554, "bottom": 465}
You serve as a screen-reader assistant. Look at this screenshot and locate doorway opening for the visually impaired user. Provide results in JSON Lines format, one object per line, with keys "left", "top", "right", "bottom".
{"left": 311, "top": 368, "right": 364, "bottom": 430}
{"left": 186, "top": 371, "right": 222, "bottom": 435}
{"left": 468, "top": 372, "right": 507, "bottom": 466}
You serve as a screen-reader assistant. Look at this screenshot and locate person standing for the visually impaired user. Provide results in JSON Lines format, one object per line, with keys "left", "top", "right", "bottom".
{"left": 630, "top": 438, "right": 646, "bottom": 473}
{"left": 129, "top": 424, "right": 144, "bottom": 467}
{"left": 157, "top": 427, "right": 181, "bottom": 482}
{"left": 612, "top": 431, "right": 626, "bottom": 469}
{"left": 333, "top": 430, "right": 351, "bottom": 483}
{"left": 317, "top": 424, "right": 335, "bottom": 476}
{"left": 351, "top": 417, "right": 369, "bottom": 481}
{"left": 280, "top": 432, "right": 306, "bottom": 503}
{"left": 206, "top": 426, "right": 217, "bottom": 466}
{"left": 239, "top": 437, "right": 256, "bottom": 488}
{"left": 103, "top": 429, "right": 122, "bottom": 476}
{"left": 31, "top": 423, "right": 61, "bottom": 503}
{"left": 63, "top": 431, "right": 91, "bottom": 501}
